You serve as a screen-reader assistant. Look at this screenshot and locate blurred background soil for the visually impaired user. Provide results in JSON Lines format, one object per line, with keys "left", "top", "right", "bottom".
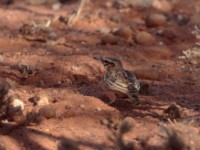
{"left": 0, "top": 0, "right": 200, "bottom": 149}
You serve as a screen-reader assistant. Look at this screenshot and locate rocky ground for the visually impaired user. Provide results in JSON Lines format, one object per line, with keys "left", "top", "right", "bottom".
{"left": 0, "top": 0, "right": 200, "bottom": 150}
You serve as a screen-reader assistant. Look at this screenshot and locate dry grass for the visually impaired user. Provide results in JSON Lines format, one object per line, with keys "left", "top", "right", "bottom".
{"left": 158, "top": 120, "right": 200, "bottom": 150}
{"left": 67, "top": 0, "right": 90, "bottom": 26}
{"left": 0, "top": 82, "right": 12, "bottom": 120}
{"left": 179, "top": 26, "right": 200, "bottom": 84}
{"left": 107, "top": 118, "right": 200, "bottom": 150}
{"left": 17, "top": 64, "right": 40, "bottom": 79}
{"left": 107, "top": 117, "right": 136, "bottom": 150}
{"left": 180, "top": 26, "right": 200, "bottom": 68}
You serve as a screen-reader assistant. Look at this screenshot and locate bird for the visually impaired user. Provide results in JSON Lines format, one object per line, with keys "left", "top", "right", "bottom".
{"left": 98, "top": 56, "right": 140, "bottom": 104}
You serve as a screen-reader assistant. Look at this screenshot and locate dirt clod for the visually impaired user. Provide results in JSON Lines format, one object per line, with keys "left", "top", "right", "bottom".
{"left": 146, "top": 13, "right": 167, "bottom": 27}
{"left": 135, "top": 31, "right": 156, "bottom": 45}
{"left": 38, "top": 105, "right": 56, "bottom": 119}
{"left": 0, "top": 0, "right": 199, "bottom": 149}
{"left": 113, "top": 26, "right": 133, "bottom": 42}
{"left": 29, "top": 94, "right": 49, "bottom": 106}
{"left": 163, "top": 103, "right": 181, "bottom": 120}
{"left": 100, "top": 34, "right": 120, "bottom": 45}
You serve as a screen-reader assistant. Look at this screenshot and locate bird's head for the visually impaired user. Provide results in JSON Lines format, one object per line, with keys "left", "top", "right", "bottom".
{"left": 100, "top": 57, "right": 123, "bottom": 71}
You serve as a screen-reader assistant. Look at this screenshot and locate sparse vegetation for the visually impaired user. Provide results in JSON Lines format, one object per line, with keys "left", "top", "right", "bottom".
{"left": 106, "top": 118, "right": 200, "bottom": 150}
{"left": 159, "top": 120, "right": 200, "bottom": 150}
{"left": 13, "top": 110, "right": 43, "bottom": 128}
{"left": 180, "top": 26, "right": 200, "bottom": 68}
{"left": 107, "top": 117, "right": 136, "bottom": 150}
{"left": 67, "top": 0, "right": 90, "bottom": 26}
{"left": 0, "top": 82, "right": 12, "bottom": 120}
{"left": 179, "top": 26, "right": 200, "bottom": 85}
{"left": 17, "top": 64, "right": 40, "bottom": 79}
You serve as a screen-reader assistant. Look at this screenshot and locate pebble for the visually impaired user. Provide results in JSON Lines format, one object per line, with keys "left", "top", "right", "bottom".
{"left": 105, "top": 1, "right": 113, "bottom": 8}
{"left": 95, "top": 107, "right": 102, "bottom": 112}
{"left": 65, "top": 105, "right": 73, "bottom": 109}
{"left": 7, "top": 97, "right": 25, "bottom": 114}
{"left": 98, "top": 28, "right": 111, "bottom": 34}
{"left": 163, "top": 103, "right": 181, "bottom": 120}
{"left": 113, "top": 27, "right": 133, "bottom": 42}
{"left": 135, "top": 31, "right": 156, "bottom": 45}
{"left": 80, "top": 104, "right": 85, "bottom": 110}
{"left": 6, "top": 96, "right": 25, "bottom": 122}
{"left": 152, "top": 0, "right": 172, "bottom": 12}
{"left": 101, "top": 119, "right": 109, "bottom": 125}
{"left": 146, "top": 13, "right": 167, "bottom": 27}
{"left": 39, "top": 105, "right": 56, "bottom": 119}
{"left": 29, "top": 94, "right": 49, "bottom": 106}
{"left": 101, "top": 34, "right": 119, "bottom": 45}
{"left": 52, "top": 2, "right": 61, "bottom": 10}
{"left": 120, "top": 117, "right": 135, "bottom": 133}
{"left": 110, "top": 15, "right": 121, "bottom": 23}
{"left": 176, "top": 14, "right": 190, "bottom": 25}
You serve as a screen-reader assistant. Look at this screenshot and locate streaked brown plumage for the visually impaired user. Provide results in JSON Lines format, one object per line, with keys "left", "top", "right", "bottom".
{"left": 99, "top": 57, "right": 140, "bottom": 104}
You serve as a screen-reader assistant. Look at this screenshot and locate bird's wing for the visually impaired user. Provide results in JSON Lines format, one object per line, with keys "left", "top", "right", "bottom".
{"left": 123, "top": 70, "right": 137, "bottom": 83}
{"left": 124, "top": 70, "right": 140, "bottom": 93}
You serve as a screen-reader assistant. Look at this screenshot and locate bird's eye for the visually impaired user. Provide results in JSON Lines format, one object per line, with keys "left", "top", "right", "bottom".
{"left": 103, "top": 60, "right": 111, "bottom": 65}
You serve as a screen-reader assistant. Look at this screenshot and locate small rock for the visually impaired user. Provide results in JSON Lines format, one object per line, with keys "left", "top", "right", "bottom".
{"left": 44, "top": 128, "right": 50, "bottom": 133}
{"left": 65, "top": 105, "right": 72, "bottom": 109}
{"left": 162, "top": 29, "right": 177, "bottom": 41}
{"left": 6, "top": 96, "right": 25, "bottom": 122}
{"left": 119, "top": 8, "right": 130, "bottom": 13}
{"left": 105, "top": 1, "right": 113, "bottom": 8}
{"left": 52, "top": 2, "right": 61, "bottom": 10}
{"left": 152, "top": 0, "right": 172, "bottom": 12}
{"left": 57, "top": 81, "right": 62, "bottom": 85}
{"left": 163, "top": 103, "right": 181, "bottom": 120}
{"left": 176, "top": 14, "right": 190, "bottom": 25}
{"left": 100, "top": 34, "right": 119, "bottom": 45}
{"left": 37, "top": 96, "right": 49, "bottom": 106}
{"left": 48, "top": 31, "right": 58, "bottom": 40}
{"left": 155, "top": 29, "right": 164, "bottom": 36}
{"left": 139, "top": 82, "right": 149, "bottom": 95}
{"left": 110, "top": 15, "right": 121, "bottom": 23}
{"left": 61, "top": 78, "right": 72, "bottom": 84}
{"left": 146, "top": 13, "right": 167, "bottom": 27}
{"left": 80, "top": 104, "right": 85, "bottom": 110}
{"left": 113, "top": 27, "right": 133, "bottom": 42}
{"left": 135, "top": 31, "right": 156, "bottom": 45}
{"left": 7, "top": 96, "right": 25, "bottom": 114}
{"left": 98, "top": 28, "right": 111, "bottom": 34}
{"left": 56, "top": 37, "right": 66, "bottom": 45}
{"left": 95, "top": 107, "right": 102, "bottom": 112}
{"left": 191, "top": 60, "right": 198, "bottom": 65}
{"left": 39, "top": 105, "right": 56, "bottom": 119}
{"left": 29, "top": 94, "right": 49, "bottom": 106}
{"left": 120, "top": 117, "right": 135, "bottom": 134}
{"left": 101, "top": 119, "right": 109, "bottom": 125}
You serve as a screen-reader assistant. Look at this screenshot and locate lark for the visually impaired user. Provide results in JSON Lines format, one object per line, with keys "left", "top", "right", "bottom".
{"left": 98, "top": 57, "right": 140, "bottom": 104}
